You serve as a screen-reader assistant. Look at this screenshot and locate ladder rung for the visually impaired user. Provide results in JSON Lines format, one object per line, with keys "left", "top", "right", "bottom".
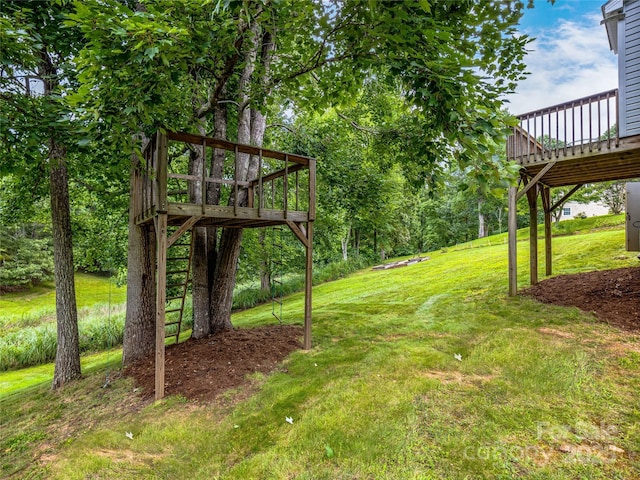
{"left": 167, "top": 269, "right": 189, "bottom": 275}
{"left": 167, "top": 257, "right": 190, "bottom": 261}
{"left": 167, "top": 296, "right": 183, "bottom": 301}
{"left": 165, "top": 320, "right": 181, "bottom": 325}
{"left": 167, "top": 281, "right": 190, "bottom": 288}
{"left": 166, "top": 308, "right": 182, "bottom": 313}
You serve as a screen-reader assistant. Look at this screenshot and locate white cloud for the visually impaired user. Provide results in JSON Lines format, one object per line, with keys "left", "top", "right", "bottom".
{"left": 505, "top": 13, "right": 618, "bottom": 115}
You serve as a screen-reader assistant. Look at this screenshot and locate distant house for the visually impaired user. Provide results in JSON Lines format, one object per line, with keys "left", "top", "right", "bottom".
{"left": 559, "top": 200, "right": 610, "bottom": 221}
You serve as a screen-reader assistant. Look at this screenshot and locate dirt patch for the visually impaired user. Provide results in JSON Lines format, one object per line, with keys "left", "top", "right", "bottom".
{"left": 523, "top": 267, "right": 640, "bottom": 332}
{"left": 125, "top": 324, "right": 303, "bottom": 401}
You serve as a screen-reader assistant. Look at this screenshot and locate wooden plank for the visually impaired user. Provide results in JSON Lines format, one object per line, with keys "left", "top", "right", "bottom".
{"left": 155, "top": 213, "right": 168, "bottom": 401}
{"left": 508, "top": 186, "right": 518, "bottom": 297}
{"left": 286, "top": 221, "right": 310, "bottom": 248}
{"left": 550, "top": 184, "right": 583, "bottom": 212}
{"left": 168, "top": 173, "right": 199, "bottom": 182}
{"left": 166, "top": 131, "right": 313, "bottom": 165}
{"left": 304, "top": 221, "right": 313, "bottom": 350}
{"left": 542, "top": 187, "right": 552, "bottom": 277}
{"left": 205, "top": 178, "right": 251, "bottom": 187}
{"left": 526, "top": 182, "right": 538, "bottom": 285}
{"left": 250, "top": 163, "right": 306, "bottom": 186}
{"left": 258, "top": 149, "right": 263, "bottom": 217}
{"left": 308, "top": 159, "right": 316, "bottom": 221}
{"left": 516, "top": 161, "right": 556, "bottom": 201}
{"left": 167, "top": 203, "right": 309, "bottom": 223}
{"left": 167, "top": 215, "right": 201, "bottom": 248}
{"left": 156, "top": 132, "right": 168, "bottom": 213}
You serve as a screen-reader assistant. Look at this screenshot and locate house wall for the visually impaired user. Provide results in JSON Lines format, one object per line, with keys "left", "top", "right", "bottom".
{"left": 559, "top": 201, "right": 610, "bottom": 221}
{"left": 620, "top": 0, "right": 640, "bottom": 137}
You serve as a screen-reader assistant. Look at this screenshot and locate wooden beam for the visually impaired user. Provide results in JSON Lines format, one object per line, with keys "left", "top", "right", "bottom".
{"left": 527, "top": 183, "right": 539, "bottom": 285}
{"left": 156, "top": 132, "right": 168, "bottom": 213}
{"left": 508, "top": 186, "right": 518, "bottom": 296}
{"left": 516, "top": 161, "right": 556, "bottom": 201}
{"left": 166, "top": 130, "right": 313, "bottom": 165}
{"left": 286, "top": 221, "right": 310, "bottom": 248}
{"left": 542, "top": 186, "right": 552, "bottom": 276}
{"left": 304, "top": 221, "right": 313, "bottom": 350}
{"left": 249, "top": 163, "right": 306, "bottom": 187}
{"left": 308, "top": 159, "right": 316, "bottom": 222}
{"left": 167, "top": 215, "right": 201, "bottom": 248}
{"left": 550, "top": 184, "right": 583, "bottom": 212}
{"left": 167, "top": 203, "right": 308, "bottom": 223}
{"left": 155, "top": 213, "right": 168, "bottom": 401}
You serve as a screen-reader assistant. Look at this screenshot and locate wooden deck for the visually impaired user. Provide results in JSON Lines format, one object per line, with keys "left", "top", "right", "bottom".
{"left": 135, "top": 131, "right": 315, "bottom": 229}
{"left": 506, "top": 89, "right": 640, "bottom": 296}
{"left": 508, "top": 89, "right": 640, "bottom": 187}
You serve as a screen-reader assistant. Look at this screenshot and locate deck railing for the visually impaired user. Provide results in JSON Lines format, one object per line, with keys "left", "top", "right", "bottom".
{"left": 134, "top": 131, "right": 316, "bottom": 224}
{"left": 507, "top": 89, "right": 619, "bottom": 164}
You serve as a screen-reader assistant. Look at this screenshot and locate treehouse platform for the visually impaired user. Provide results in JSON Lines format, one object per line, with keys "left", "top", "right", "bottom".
{"left": 506, "top": 89, "right": 640, "bottom": 296}
{"left": 134, "top": 131, "right": 315, "bottom": 400}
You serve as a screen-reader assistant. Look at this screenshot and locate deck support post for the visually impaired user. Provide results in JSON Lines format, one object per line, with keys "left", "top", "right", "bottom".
{"left": 527, "top": 182, "right": 539, "bottom": 285}
{"left": 304, "top": 221, "right": 313, "bottom": 350}
{"left": 155, "top": 212, "right": 167, "bottom": 401}
{"left": 542, "top": 186, "right": 552, "bottom": 276}
{"left": 508, "top": 185, "right": 518, "bottom": 296}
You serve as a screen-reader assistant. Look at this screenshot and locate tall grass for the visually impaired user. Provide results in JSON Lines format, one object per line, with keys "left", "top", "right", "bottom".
{"left": 0, "top": 305, "right": 126, "bottom": 371}
{"left": 0, "top": 258, "right": 369, "bottom": 371}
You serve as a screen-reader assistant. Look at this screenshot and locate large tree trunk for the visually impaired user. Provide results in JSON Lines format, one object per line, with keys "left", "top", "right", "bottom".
{"left": 208, "top": 24, "right": 274, "bottom": 333}
{"left": 189, "top": 123, "right": 211, "bottom": 338}
{"left": 50, "top": 140, "right": 81, "bottom": 389}
{"left": 41, "top": 46, "right": 81, "bottom": 389}
{"left": 123, "top": 152, "right": 156, "bottom": 365}
{"left": 259, "top": 229, "right": 271, "bottom": 292}
{"left": 209, "top": 228, "right": 242, "bottom": 332}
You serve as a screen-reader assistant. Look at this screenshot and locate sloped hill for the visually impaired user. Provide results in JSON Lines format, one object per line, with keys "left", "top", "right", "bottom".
{"left": 2, "top": 220, "right": 639, "bottom": 479}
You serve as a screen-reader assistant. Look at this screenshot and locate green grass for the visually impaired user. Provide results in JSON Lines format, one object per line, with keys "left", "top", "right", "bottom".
{"left": 2, "top": 218, "right": 639, "bottom": 479}
{"left": 0, "top": 273, "right": 126, "bottom": 328}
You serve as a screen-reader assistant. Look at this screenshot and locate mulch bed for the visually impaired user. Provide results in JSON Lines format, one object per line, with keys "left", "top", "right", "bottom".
{"left": 124, "top": 324, "right": 303, "bottom": 401}
{"left": 523, "top": 266, "right": 640, "bottom": 332}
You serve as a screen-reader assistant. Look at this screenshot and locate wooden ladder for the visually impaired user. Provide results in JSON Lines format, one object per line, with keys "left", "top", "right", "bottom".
{"left": 164, "top": 228, "right": 194, "bottom": 343}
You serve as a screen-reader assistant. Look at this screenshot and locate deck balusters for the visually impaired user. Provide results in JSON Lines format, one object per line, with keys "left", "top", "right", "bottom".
{"left": 507, "top": 89, "right": 619, "bottom": 164}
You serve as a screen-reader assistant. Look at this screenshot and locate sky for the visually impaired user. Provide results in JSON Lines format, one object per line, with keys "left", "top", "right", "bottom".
{"left": 505, "top": 0, "right": 618, "bottom": 115}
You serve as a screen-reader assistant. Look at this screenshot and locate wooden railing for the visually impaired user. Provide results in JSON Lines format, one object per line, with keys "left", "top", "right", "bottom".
{"left": 134, "top": 131, "right": 316, "bottom": 224}
{"left": 507, "top": 89, "right": 618, "bottom": 165}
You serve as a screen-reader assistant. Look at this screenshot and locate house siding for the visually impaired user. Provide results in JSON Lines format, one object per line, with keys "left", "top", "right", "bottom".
{"left": 623, "top": 0, "right": 640, "bottom": 136}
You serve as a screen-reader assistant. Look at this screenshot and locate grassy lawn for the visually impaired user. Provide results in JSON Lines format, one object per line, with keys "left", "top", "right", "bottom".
{"left": 1, "top": 219, "right": 639, "bottom": 479}
{"left": 0, "top": 273, "right": 126, "bottom": 328}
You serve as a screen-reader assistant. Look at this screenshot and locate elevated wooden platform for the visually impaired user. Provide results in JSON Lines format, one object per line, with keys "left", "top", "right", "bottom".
{"left": 506, "top": 89, "right": 640, "bottom": 295}
{"left": 134, "top": 131, "right": 316, "bottom": 400}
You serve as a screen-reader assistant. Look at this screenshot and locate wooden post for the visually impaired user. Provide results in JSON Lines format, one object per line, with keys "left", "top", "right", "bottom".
{"left": 542, "top": 186, "right": 552, "bottom": 276}
{"left": 155, "top": 212, "right": 167, "bottom": 401}
{"left": 156, "top": 132, "right": 168, "bottom": 213}
{"left": 527, "top": 183, "right": 538, "bottom": 285}
{"left": 308, "top": 159, "right": 316, "bottom": 221}
{"left": 508, "top": 185, "right": 518, "bottom": 296}
{"left": 201, "top": 139, "right": 207, "bottom": 214}
{"left": 304, "top": 221, "right": 313, "bottom": 350}
{"left": 304, "top": 158, "right": 316, "bottom": 349}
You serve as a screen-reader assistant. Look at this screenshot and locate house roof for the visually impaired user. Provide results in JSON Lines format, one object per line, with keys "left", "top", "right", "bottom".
{"left": 602, "top": 0, "right": 625, "bottom": 54}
